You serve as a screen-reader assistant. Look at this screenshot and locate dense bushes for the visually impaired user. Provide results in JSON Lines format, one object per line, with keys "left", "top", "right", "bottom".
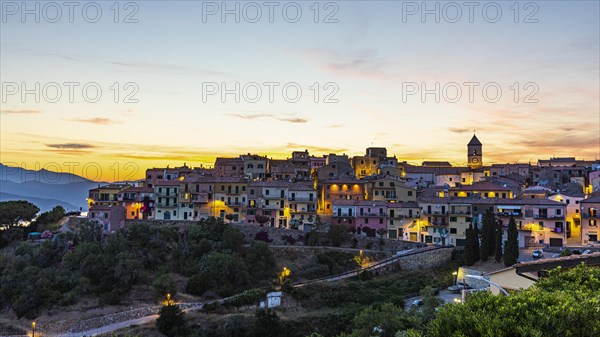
{"left": 428, "top": 264, "right": 600, "bottom": 337}
{"left": 0, "top": 217, "right": 277, "bottom": 318}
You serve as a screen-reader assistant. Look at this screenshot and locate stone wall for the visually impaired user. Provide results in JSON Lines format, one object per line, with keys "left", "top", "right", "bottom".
{"left": 121, "top": 220, "right": 426, "bottom": 252}
{"left": 394, "top": 247, "right": 454, "bottom": 270}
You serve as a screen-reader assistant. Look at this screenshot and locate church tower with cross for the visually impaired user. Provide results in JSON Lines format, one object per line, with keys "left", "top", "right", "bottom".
{"left": 467, "top": 132, "right": 482, "bottom": 169}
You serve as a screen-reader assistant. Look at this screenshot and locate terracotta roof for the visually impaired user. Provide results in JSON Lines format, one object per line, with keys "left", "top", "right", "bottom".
{"left": 154, "top": 180, "right": 181, "bottom": 186}
{"left": 248, "top": 181, "right": 291, "bottom": 187}
{"left": 289, "top": 184, "right": 316, "bottom": 191}
{"left": 417, "top": 196, "right": 565, "bottom": 206}
{"left": 121, "top": 186, "right": 153, "bottom": 193}
{"left": 581, "top": 196, "right": 600, "bottom": 203}
{"left": 452, "top": 181, "right": 512, "bottom": 192}
{"left": 515, "top": 252, "right": 600, "bottom": 268}
{"left": 387, "top": 201, "right": 420, "bottom": 208}
{"left": 89, "top": 204, "right": 120, "bottom": 211}
{"left": 215, "top": 157, "right": 243, "bottom": 165}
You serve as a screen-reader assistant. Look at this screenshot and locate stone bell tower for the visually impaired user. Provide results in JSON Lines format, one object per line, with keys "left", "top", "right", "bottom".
{"left": 467, "top": 133, "right": 482, "bottom": 169}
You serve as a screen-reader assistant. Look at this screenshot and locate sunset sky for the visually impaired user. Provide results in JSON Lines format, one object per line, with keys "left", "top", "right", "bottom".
{"left": 1, "top": 1, "right": 599, "bottom": 181}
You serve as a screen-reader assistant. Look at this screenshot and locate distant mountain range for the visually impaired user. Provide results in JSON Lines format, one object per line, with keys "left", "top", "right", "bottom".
{"left": 0, "top": 163, "right": 105, "bottom": 212}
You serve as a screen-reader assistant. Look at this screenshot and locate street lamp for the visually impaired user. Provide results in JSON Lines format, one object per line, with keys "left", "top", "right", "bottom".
{"left": 31, "top": 322, "right": 35, "bottom": 337}
{"left": 165, "top": 293, "right": 174, "bottom": 306}
{"left": 452, "top": 271, "right": 458, "bottom": 285}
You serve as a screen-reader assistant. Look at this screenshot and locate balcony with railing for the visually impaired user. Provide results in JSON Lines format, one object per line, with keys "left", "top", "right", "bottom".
{"left": 333, "top": 211, "right": 354, "bottom": 217}
{"left": 225, "top": 201, "right": 245, "bottom": 207}
{"left": 178, "top": 192, "right": 191, "bottom": 202}
{"left": 533, "top": 214, "right": 564, "bottom": 220}
{"left": 358, "top": 212, "right": 386, "bottom": 218}
{"left": 292, "top": 207, "right": 317, "bottom": 214}
{"left": 155, "top": 202, "right": 177, "bottom": 208}
{"left": 263, "top": 194, "right": 286, "bottom": 199}
{"left": 289, "top": 197, "right": 316, "bottom": 202}
{"left": 423, "top": 210, "right": 447, "bottom": 215}
{"left": 191, "top": 193, "right": 210, "bottom": 203}
{"left": 582, "top": 213, "right": 599, "bottom": 218}
{"left": 155, "top": 190, "right": 174, "bottom": 197}
{"left": 429, "top": 220, "right": 448, "bottom": 226}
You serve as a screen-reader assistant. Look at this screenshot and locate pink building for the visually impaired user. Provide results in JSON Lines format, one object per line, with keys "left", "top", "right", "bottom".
{"left": 88, "top": 204, "right": 126, "bottom": 232}
{"left": 355, "top": 200, "right": 388, "bottom": 236}
{"left": 332, "top": 200, "right": 387, "bottom": 237}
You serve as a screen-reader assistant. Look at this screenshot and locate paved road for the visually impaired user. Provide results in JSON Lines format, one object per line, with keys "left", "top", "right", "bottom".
{"left": 403, "top": 290, "right": 461, "bottom": 311}
{"left": 14, "top": 246, "right": 447, "bottom": 337}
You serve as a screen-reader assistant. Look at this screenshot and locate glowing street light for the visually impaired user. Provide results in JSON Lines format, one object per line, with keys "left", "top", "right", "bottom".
{"left": 278, "top": 266, "right": 292, "bottom": 285}
{"left": 165, "top": 293, "right": 174, "bottom": 306}
{"left": 32, "top": 322, "right": 36, "bottom": 337}
{"left": 452, "top": 271, "right": 458, "bottom": 285}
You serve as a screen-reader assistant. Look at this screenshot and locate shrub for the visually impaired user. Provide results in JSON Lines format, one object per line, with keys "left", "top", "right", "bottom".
{"left": 255, "top": 231, "right": 273, "bottom": 243}
{"left": 153, "top": 273, "right": 177, "bottom": 300}
{"left": 186, "top": 272, "right": 211, "bottom": 296}
{"left": 327, "top": 224, "right": 350, "bottom": 247}
{"left": 156, "top": 304, "right": 187, "bottom": 337}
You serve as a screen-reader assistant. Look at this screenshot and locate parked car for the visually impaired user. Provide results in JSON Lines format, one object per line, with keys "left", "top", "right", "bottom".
{"left": 410, "top": 299, "right": 424, "bottom": 307}
{"left": 532, "top": 249, "right": 544, "bottom": 258}
{"left": 448, "top": 284, "right": 472, "bottom": 294}
{"left": 551, "top": 253, "right": 561, "bottom": 258}
{"left": 572, "top": 249, "right": 582, "bottom": 255}
{"left": 582, "top": 249, "right": 592, "bottom": 255}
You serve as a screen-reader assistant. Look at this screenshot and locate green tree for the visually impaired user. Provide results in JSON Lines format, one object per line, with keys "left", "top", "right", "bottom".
{"left": 327, "top": 224, "right": 350, "bottom": 247}
{"left": 479, "top": 208, "right": 495, "bottom": 261}
{"left": 348, "top": 303, "right": 414, "bottom": 337}
{"left": 463, "top": 225, "right": 476, "bottom": 266}
{"left": 244, "top": 242, "right": 276, "bottom": 281}
{"left": 254, "top": 309, "right": 282, "bottom": 337}
{"left": 222, "top": 226, "right": 245, "bottom": 252}
{"left": 156, "top": 304, "right": 187, "bottom": 337}
{"left": 427, "top": 264, "right": 600, "bottom": 337}
{"left": 34, "top": 205, "right": 65, "bottom": 231}
{"left": 472, "top": 222, "right": 480, "bottom": 262}
{"left": 77, "top": 221, "right": 103, "bottom": 243}
{"left": 418, "top": 286, "right": 443, "bottom": 323}
{"left": 188, "top": 253, "right": 251, "bottom": 297}
{"left": 153, "top": 273, "right": 177, "bottom": 300}
{"left": 0, "top": 200, "right": 39, "bottom": 229}
{"left": 494, "top": 220, "right": 503, "bottom": 263}
{"left": 503, "top": 217, "right": 519, "bottom": 266}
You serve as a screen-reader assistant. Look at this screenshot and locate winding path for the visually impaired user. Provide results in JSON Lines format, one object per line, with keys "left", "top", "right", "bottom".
{"left": 2, "top": 246, "right": 449, "bottom": 337}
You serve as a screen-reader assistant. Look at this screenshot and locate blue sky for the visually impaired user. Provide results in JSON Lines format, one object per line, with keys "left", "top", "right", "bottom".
{"left": 1, "top": 1, "right": 599, "bottom": 179}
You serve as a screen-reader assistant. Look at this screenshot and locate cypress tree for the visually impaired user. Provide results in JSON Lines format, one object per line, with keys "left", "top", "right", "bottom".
{"left": 494, "top": 219, "right": 503, "bottom": 262}
{"left": 473, "top": 221, "right": 480, "bottom": 263}
{"left": 487, "top": 210, "right": 497, "bottom": 256}
{"left": 504, "top": 217, "right": 519, "bottom": 266}
{"left": 464, "top": 224, "right": 476, "bottom": 266}
{"left": 479, "top": 208, "right": 493, "bottom": 261}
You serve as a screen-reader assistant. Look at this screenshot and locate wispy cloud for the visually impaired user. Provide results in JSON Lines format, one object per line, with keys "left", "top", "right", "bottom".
{"left": 1, "top": 109, "right": 42, "bottom": 114}
{"left": 45, "top": 143, "right": 95, "bottom": 149}
{"left": 296, "top": 47, "right": 388, "bottom": 79}
{"left": 285, "top": 143, "right": 347, "bottom": 153}
{"left": 67, "top": 118, "right": 120, "bottom": 125}
{"left": 448, "top": 127, "right": 472, "bottom": 134}
{"left": 228, "top": 113, "right": 308, "bottom": 124}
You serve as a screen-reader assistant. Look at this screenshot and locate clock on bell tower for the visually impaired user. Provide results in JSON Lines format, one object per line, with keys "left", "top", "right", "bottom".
{"left": 467, "top": 133, "right": 482, "bottom": 169}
